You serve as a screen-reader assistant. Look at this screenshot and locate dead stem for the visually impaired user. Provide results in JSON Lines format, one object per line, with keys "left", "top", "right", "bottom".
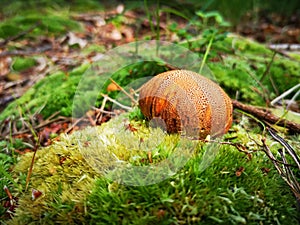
{"left": 100, "top": 93, "right": 132, "bottom": 111}
{"left": 261, "top": 129, "right": 300, "bottom": 207}
{"left": 25, "top": 133, "right": 41, "bottom": 191}
{"left": 232, "top": 99, "right": 300, "bottom": 133}
{"left": 109, "top": 78, "right": 137, "bottom": 105}
{"left": 267, "top": 127, "right": 300, "bottom": 169}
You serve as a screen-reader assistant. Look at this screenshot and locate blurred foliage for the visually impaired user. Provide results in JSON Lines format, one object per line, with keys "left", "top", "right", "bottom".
{"left": 1, "top": 0, "right": 300, "bottom": 25}
{"left": 152, "top": 0, "right": 300, "bottom": 26}
{"left": 0, "top": 11, "right": 81, "bottom": 39}
{"left": 0, "top": 0, "right": 104, "bottom": 16}
{"left": 11, "top": 57, "right": 37, "bottom": 72}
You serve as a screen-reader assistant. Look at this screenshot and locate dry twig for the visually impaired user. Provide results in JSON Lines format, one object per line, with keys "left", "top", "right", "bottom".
{"left": 100, "top": 93, "right": 132, "bottom": 111}
{"left": 25, "top": 135, "right": 40, "bottom": 191}
{"left": 0, "top": 21, "right": 42, "bottom": 47}
{"left": 109, "top": 78, "right": 137, "bottom": 105}
{"left": 261, "top": 128, "right": 300, "bottom": 206}
{"left": 232, "top": 100, "right": 300, "bottom": 133}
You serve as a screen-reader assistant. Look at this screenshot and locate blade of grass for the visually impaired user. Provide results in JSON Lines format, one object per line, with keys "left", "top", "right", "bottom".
{"left": 199, "top": 33, "right": 215, "bottom": 74}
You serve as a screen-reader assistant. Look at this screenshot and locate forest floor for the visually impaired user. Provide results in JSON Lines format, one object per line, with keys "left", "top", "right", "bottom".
{"left": 0, "top": 2, "right": 300, "bottom": 224}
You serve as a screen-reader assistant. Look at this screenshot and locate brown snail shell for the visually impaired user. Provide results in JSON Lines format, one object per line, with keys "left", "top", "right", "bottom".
{"left": 138, "top": 70, "right": 232, "bottom": 138}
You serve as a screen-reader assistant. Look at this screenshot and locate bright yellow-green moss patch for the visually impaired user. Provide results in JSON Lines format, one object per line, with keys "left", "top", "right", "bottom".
{"left": 9, "top": 113, "right": 198, "bottom": 223}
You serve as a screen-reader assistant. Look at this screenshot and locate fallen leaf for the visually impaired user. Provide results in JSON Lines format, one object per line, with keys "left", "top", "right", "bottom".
{"left": 5, "top": 73, "right": 21, "bottom": 81}
{"left": 156, "top": 209, "right": 166, "bottom": 219}
{"left": 116, "top": 4, "right": 124, "bottom": 14}
{"left": 0, "top": 56, "right": 11, "bottom": 76}
{"left": 110, "top": 29, "right": 122, "bottom": 41}
{"left": 67, "top": 32, "right": 87, "bottom": 48}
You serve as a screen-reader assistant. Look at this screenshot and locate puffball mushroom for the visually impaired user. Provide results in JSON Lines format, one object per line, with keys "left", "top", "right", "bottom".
{"left": 138, "top": 70, "right": 232, "bottom": 139}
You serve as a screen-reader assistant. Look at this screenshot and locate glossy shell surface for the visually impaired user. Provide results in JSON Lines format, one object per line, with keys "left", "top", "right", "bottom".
{"left": 138, "top": 70, "right": 232, "bottom": 138}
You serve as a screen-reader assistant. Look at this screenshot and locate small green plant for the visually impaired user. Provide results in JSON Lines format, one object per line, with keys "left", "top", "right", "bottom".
{"left": 144, "top": 0, "right": 161, "bottom": 41}
{"left": 167, "top": 9, "right": 230, "bottom": 73}
{"left": 192, "top": 11, "right": 230, "bottom": 73}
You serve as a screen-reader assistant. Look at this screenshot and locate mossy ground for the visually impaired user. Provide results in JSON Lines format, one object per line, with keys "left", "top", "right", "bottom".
{"left": 208, "top": 35, "right": 300, "bottom": 105}
{"left": 1, "top": 3, "right": 299, "bottom": 224}
{"left": 0, "top": 10, "right": 81, "bottom": 39}
{"left": 0, "top": 64, "right": 89, "bottom": 121}
{"left": 0, "top": 60, "right": 167, "bottom": 121}
{"left": 1, "top": 35, "right": 299, "bottom": 121}
{"left": 5, "top": 112, "right": 300, "bottom": 224}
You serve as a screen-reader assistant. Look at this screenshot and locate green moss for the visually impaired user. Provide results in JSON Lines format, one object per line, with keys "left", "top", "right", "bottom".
{"left": 8, "top": 132, "right": 98, "bottom": 224}
{"left": 267, "top": 58, "right": 300, "bottom": 91}
{"left": 206, "top": 36, "right": 300, "bottom": 105}
{"left": 11, "top": 57, "right": 37, "bottom": 71}
{"left": 288, "top": 52, "right": 300, "bottom": 61}
{"left": 104, "top": 61, "right": 167, "bottom": 106}
{"left": 0, "top": 0, "right": 104, "bottom": 16}
{"left": 208, "top": 62, "right": 265, "bottom": 105}
{"left": 86, "top": 117, "right": 298, "bottom": 224}
{"left": 82, "top": 44, "right": 106, "bottom": 55}
{"left": 229, "top": 36, "right": 273, "bottom": 55}
{"left": 7, "top": 113, "right": 182, "bottom": 223}
{"left": 7, "top": 112, "right": 299, "bottom": 224}
{"left": 0, "top": 60, "right": 167, "bottom": 122}
{"left": 88, "top": 147, "right": 298, "bottom": 224}
{"left": 0, "top": 10, "right": 81, "bottom": 39}
{"left": 0, "top": 64, "right": 89, "bottom": 121}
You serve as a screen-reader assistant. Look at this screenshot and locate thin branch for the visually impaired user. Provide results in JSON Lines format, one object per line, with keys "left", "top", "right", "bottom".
{"left": 246, "top": 68, "right": 270, "bottom": 103}
{"left": 232, "top": 100, "right": 300, "bottom": 133}
{"left": 263, "top": 129, "right": 300, "bottom": 204}
{"left": 65, "top": 117, "right": 84, "bottom": 134}
{"left": 270, "top": 83, "right": 300, "bottom": 106}
{"left": 278, "top": 149, "right": 300, "bottom": 193}
{"left": 260, "top": 51, "right": 276, "bottom": 82}
{"left": 109, "top": 78, "right": 137, "bottom": 105}
{"left": 95, "top": 94, "right": 109, "bottom": 123}
{"left": 0, "top": 21, "right": 41, "bottom": 47}
{"left": 288, "top": 89, "right": 300, "bottom": 110}
{"left": 0, "top": 45, "right": 52, "bottom": 58}
{"left": 4, "top": 115, "right": 71, "bottom": 138}
{"left": 267, "top": 127, "right": 300, "bottom": 169}
{"left": 261, "top": 138, "right": 292, "bottom": 185}
{"left": 100, "top": 93, "right": 132, "bottom": 111}
{"left": 92, "top": 106, "right": 117, "bottom": 115}
{"left": 25, "top": 134, "right": 40, "bottom": 191}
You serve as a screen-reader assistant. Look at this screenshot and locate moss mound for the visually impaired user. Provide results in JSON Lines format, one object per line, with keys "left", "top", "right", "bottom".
{"left": 8, "top": 112, "right": 299, "bottom": 224}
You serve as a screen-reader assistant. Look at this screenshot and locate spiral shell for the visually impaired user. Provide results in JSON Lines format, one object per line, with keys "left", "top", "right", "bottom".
{"left": 138, "top": 70, "right": 232, "bottom": 138}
